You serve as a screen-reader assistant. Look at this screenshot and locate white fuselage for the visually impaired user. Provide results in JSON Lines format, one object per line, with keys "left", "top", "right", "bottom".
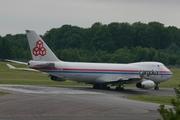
{"left": 29, "top": 61, "right": 173, "bottom": 84}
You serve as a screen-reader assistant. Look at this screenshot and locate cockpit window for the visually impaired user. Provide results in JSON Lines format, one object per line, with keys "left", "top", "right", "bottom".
{"left": 156, "top": 63, "right": 163, "bottom": 70}
{"left": 157, "top": 63, "right": 169, "bottom": 70}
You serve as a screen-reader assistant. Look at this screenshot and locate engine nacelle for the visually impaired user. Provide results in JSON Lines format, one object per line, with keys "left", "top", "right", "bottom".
{"left": 50, "top": 75, "right": 66, "bottom": 82}
{"left": 136, "top": 80, "right": 154, "bottom": 89}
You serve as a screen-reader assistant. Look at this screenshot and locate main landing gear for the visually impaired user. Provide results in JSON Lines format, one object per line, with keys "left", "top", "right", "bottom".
{"left": 154, "top": 84, "right": 159, "bottom": 90}
{"left": 93, "top": 84, "right": 125, "bottom": 90}
{"left": 115, "top": 84, "right": 124, "bottom": 91}
{"left": 93, "top": 84, "right": 110, "bottom": 90}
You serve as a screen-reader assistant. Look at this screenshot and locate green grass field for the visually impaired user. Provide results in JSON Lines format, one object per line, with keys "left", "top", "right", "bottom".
{"left": 126, "top": 95, "right": 176, "bottom": 105}
{"left": 0, "top": 61, "right": 180, "bottom": 104}
{"left": 0, "top": 91, "right": 10, "bottom": 96}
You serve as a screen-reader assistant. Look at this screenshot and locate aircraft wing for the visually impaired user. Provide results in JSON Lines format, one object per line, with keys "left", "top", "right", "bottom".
{"left": 109, "top": 77, "right": 142, "bottom": 86}
{"left": 95, "top": 75, "right": 141, "bottom": 86}
{"left": 6, "top": 64, "right": 39, "bottom": 72}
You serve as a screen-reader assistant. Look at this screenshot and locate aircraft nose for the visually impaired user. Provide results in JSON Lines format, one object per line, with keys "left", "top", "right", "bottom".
{"left": 167, "top": 69, "right": 173, "bottom": 79}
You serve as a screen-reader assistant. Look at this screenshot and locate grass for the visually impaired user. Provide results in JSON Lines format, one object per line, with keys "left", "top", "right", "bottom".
{"left": 0, "top": 91, "right": 10, "bottom": 96}
{"left": 126, "top": 95, "right": 176, "bottom": 105}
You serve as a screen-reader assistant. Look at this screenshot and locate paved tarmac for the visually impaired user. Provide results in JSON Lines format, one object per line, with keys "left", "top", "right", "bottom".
{"left": 0, "top": 85, "right": 175, "bottom": 120}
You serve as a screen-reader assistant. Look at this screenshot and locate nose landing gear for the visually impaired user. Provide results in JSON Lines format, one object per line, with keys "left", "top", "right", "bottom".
{"left": 154, "top": 84, "right": 159, "bottom": 90}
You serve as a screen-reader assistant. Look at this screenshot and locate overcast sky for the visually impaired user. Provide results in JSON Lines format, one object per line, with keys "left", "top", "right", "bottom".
{"left": 0, "top": 0, "right": 180, "bottom": 36}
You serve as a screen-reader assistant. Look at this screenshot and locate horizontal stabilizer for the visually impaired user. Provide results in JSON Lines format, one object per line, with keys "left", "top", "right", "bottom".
{"left": 6, "top": 64, "right": 16, "bottom": 69}
{"left": 5, "top": 59, "right": 28, "bottom": 65}
{"left": 6, "top": 64, "right": 39, "bottom": 72}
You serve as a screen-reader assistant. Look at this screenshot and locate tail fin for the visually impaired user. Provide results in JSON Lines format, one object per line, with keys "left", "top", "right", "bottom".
{"left": 26, "top": 30, "right": 60, "bottom": 61}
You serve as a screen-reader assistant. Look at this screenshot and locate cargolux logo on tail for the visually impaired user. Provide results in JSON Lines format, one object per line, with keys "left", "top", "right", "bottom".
{"left": 33, "top": 40, "right": 46, "bottom": 56}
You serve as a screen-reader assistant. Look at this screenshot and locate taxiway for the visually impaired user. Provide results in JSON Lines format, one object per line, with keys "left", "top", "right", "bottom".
{"left": 0, "top": 85, "right": 175, "bottom": 120}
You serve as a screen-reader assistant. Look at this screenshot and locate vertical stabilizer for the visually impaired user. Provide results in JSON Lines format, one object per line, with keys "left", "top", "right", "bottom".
{"left": 26, "top": 30, "right": 60, "bottom": 61}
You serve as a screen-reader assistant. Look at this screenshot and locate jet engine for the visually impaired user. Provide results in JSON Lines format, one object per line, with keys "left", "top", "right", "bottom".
{"left": 50, "top": 75, "right": 66, "bottom": 82}
{"left": 136, "top": 80, "right": 154, "bottom": 89}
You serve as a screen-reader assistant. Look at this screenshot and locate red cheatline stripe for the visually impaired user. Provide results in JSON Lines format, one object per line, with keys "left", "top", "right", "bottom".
{"left": 30, "top": 67, "right": 58, "bottom": 70}
{"left": 30, "top": 67, "right": 140, "bottom": 72}
{"left": 62, "top": 68, "right": 139, "bottom": 72}
{"left": 31, "top": 67, "right": 139, "bottom": 72}
{"left": 159, "top": 71, "right": 172, "bottom": 73}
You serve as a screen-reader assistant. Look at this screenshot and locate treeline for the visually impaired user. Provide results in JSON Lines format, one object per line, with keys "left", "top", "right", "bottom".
{"left": 0, "top": 21, "right": 180, "bottom": 65}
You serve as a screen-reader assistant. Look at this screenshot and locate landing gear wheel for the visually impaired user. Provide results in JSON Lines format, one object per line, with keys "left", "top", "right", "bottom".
{"left": 106, "top": 86, "right": 110, "bottom": 90}
{"left": 116, "top": 87, "right": 124, "bottom": 91}
{"left": 154, "top": 85, "right": 159, "bottom": 90}
{"left": 115, "top": 85, "right": 124, "bottom": 91}
{"left": 93, "top": 84, "right": 100, "bottom": 89}
{"left": 93, "top": 84, "right": 110, "bottom": 90}
{"left": 102, "top": 84, "right": 110, "bottom": 90}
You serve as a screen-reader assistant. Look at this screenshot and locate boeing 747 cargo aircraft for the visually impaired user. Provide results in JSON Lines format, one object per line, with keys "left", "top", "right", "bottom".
{"left": 6, "top": 30, "right": 173, "bottom": 90}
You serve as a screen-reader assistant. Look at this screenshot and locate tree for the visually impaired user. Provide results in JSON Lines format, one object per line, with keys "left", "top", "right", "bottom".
{"left": 0, "top": 38, "right": 12, "bottom": 59}
{"left": 60, "top": 48, "right": 81, "bottom": 62}
{"left": 92, "top": 25, "right": 114, "bottom": 52}
{"left": 108, "top": 22, "right": 135, "bottom": 49}
{"left": 67, "top": 34, "right": 82, "bottom": 49}
{"left": 90, "top": 55, "right": 102, "bottom": 62}
{"left": 2, "top": 22, "right": 180, "bottom": 65}
{"left": 132, "top": 22, "right": 147, "bottom": 47}
{"left": 157, "top": 84, "right": 180, "bottom": 120}
{"left": 166, "top": 43, "right": 180, "bottom": 54}
{"left": 110, "top": 47, "right": 132, "bottom": 63}
{"left": 133, "top": 46, "right": 150, "bottom": 62}
{"left": 167, "top": 26, "right": 180, "bottom": 47}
